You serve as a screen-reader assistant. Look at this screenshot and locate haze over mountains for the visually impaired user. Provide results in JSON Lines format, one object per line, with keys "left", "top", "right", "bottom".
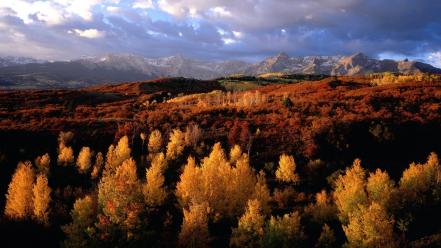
{"left": 0, "top": 52, "right": 440, "bottom": 89}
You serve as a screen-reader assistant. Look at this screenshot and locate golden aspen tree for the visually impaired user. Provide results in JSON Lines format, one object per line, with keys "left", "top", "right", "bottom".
{"left": 184, "top": 123, "right": 202, "bottom": 148}
{"left": 275, "top": 154, "right": 300, "bottom": 183}
{"left": 144, "top": 153, "right": 167, "bottom": 207}
{"left": 63, "top": 195, "right": 97, "bottom": 248}
{"left": 367, "top": 169, "right": 395, "bottom": 208}
{"left": 199, "top": 142, "right": 232, "bottom": 216}
{"left": 306, "top": 190, "right": 337, "bottom": 224}
{"left": 57, "top": 131, "right": 75, "bottom": 166}
{"left": 230, "top": 199, "right": 265, "bottom": 248}
{"left": 5, "top": 161, "right": 35, "bottom": 219}
{"left": 32, "top": 174, "right": 51, "bottom": 224}
{"left": 263, "top": 211, "right": 304, "bottom": 247}
{"left": 333, "top": 159, "right": 367, "bottom": 223}
{"left": 91, "top": 152, "right": 104, "bottom": 179}
{"left": 176, "top": 156, "right": 203, "bottom": 207}
{"left": 76, "top": 147, "right": 93, "bottom": 174}
{"left": 98, "top": 158, "right": 143, "bottom": 227}
{"left": 230, "top": 154, "right": 256, "bottom": 216}
{"left": 166, "top": 129, "right": 186, "bottom": 160}
{"left": 148, "top": 130, "right": 163, "bottom": 154}
{"left": 229, "top": 144, "right": 242, "bottom": 164}
{"left": 316, "top": 224, "right": 336, "bottom": 248}
{"left": 58, "top": 144, "right": 74, "bottom": 166}
{"left": 399, "top": 152, "right": 441, "bottom": 201}
{"left": 178, "top": 202, "right": 210, "bottom": 248}
{"left": 176, "top": 143, "right": 257, "bottom": 218}
{"left": 343, "top": 202, "right": 397, "bottom": 248}
{"left": 252, "top": 171, "right": 271, "bottom": 216}
{"left": 103, "top": 136, "right": 131, "bottom": 175}
{"left": 35, "top": 153, "right": 51, "bottom": 175}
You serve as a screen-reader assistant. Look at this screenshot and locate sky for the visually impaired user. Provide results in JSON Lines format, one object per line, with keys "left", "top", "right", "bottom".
{"left": 0, "top": 0, "right": 441, "bottom": 66}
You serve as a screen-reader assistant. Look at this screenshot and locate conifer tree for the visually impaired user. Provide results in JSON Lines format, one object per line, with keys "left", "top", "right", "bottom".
{"left": 275, "top": 154, "right": 300, "bottom": 183}
{"left": 32, "top": 174, "right": 51, "bottom": 224}
{"left": 5, "top": 161, "right": 35, "bottom": 219}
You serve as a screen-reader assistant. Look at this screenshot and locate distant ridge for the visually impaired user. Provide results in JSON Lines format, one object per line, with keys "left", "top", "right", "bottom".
{"left": 0, "top": 52, "right": 440, "bottom": 89}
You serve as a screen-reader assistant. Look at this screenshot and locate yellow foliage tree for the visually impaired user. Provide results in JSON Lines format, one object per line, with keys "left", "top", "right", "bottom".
{"left": 184, "top": 123, "right": 202, "bottom": 148}
{"left": 176, "top": 143, "right": 258, "bottom": 218}
{"left": 144, "top": 153, "right": 167, "bottom": 207}
{"left": 229, "top": 145, "right": 242, "bottom": 165}
{"left": 58, "top": 144, "right": 74, "bottom": 166}
{"left": 399, "top": 152, "right": 441, "bottom": 201}
{"left": 230, "top": 199, "right": 265, "bottom": 248}
{"left": 343, "top": 202, "right": 397, "bottom": 248}
{"left": 91, "top": 152, "right": 104, "bottom": 179}
{"left": 35, "top": 153, "right": 51, "bottom": 175}
{"left": 32, "top": 174, "right": 51, "bottom": 224}
{"left": 178, "top": 202, "right": 210, "bottom": 248}
{"left": 148, "top": 129, "right": 163, "bottom": 154}
{"left": 63, "top": 195, "right": 97, "bottom": 248}
{"left": 275, "top": 154, "right": 300, "bottom": 183}
{"left": 333, "top": 159, "right": 367, "bottom": 223}
{"left": 166, "top": 129, "right": 186, "bottom": 160}
{"left": 252, "top": 171, "right": 271, "bottom": 216}
{"left": 103, "top": 136, "right": 131, "bottom": 175}
{"left": 98, "top": 158, "right": 143, "bottom": 228}
{"left": 316, "top": 224, "right": 336, "bottom": 248}
{"left": 76, "top": 147, "right": 93, "bottom": 174}
{"left": 263, "top": 211, "right": 304, "bottom": 247}
{"left": 176, "top": 156, "right": 203, "bottom": 207}
{"left": 5, "top": 161, "right": 35, "bottom": 219}
{"left": 305, "top": 190, "right": 337, "bottom": 224}
{"left": 230, "top": 154, "right": 257, "bottom": 216}
{"left": 367, "top": 169, "right": 395, "bottom": 209}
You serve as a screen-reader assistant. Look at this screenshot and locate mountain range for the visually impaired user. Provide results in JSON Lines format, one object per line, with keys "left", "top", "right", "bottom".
{"left": 0, "top": 52, "right": 440, "bottom": 89}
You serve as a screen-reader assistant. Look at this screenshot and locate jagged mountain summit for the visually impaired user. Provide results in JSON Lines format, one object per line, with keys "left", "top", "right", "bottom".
{"left": 0, "top": 52, "right": 440, "bottom": 88}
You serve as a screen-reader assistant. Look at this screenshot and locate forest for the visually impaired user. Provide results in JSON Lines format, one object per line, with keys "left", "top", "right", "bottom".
{"left": 0, "top": 74, "right": 441, "bottom": 247}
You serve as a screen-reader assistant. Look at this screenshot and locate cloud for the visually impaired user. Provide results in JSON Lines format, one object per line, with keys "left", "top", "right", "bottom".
{"left": 0, "top": 0, "right": 440, "bottom": 64}
{"left": 133, "top": 0, "right": 154, "bottom": 9}
{"left": 427, "top": 52, "right": 441, "bottom": 68}
{"left": 70, "top": 28, "right": 105, "bottom": 38}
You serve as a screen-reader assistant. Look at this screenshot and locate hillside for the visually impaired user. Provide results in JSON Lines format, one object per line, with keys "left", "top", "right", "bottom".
{"left": 0, "top": 75, "right": 441, "bottom": 247}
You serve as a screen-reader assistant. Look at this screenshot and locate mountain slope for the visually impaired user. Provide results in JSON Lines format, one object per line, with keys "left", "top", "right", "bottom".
{"left": 0, "top": 52, "right": 440, "bottom": 89}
